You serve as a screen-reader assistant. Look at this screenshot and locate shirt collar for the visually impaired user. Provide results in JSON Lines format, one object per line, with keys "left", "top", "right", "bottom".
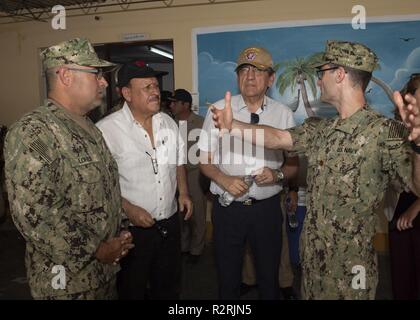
{"left": 122, "top": 101, "right": 136, "bottom": 128}
{"left": 121, "top": 101, "right": 163, "bottom": 129}
{"left": 237, "top": 95, "right": 268, "bottom": 114}
{"left": 333, "top": 104, "right": 370, "bottom": 135}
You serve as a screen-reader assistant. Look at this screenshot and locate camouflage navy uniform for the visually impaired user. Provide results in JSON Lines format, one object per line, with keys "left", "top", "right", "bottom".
{"left": 4, "top": 100, "right": 122, "bottom": 299}
{"left": 288, "top": 41, "right": 413, "bottom": 299}
{"left": 4, "top": 38, "right": 122, "bottom": 299}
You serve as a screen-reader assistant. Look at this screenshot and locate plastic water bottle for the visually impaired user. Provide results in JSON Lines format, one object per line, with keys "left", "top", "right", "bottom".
{"left": 287, "top": 210, "right": 299, "bottom": 230}
{"left": 218, "top": 191, "right": 235, "bottom": 207}
{"left": 219, "top": 175, "right": 254, "bottom": 207}
{"left": 243, "top": 175, "right": 254, "bottom": 188}
{"left": 286, "top": 197, "right": 298, "bottom": 230}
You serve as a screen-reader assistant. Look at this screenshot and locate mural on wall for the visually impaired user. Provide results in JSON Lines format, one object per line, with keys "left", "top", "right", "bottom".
{"left": 193, "top": 17, "right": 420, "bottom": 124}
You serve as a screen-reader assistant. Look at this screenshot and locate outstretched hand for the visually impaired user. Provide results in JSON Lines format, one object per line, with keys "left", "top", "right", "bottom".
{"left": 394, "top": 91, "right": 420, "bottom": 144}
{"left": 211, "top": 91, "right": 233, "bottom": 132}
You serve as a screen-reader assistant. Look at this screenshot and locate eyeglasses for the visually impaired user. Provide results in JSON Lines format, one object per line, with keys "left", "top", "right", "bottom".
{"left": 316, "top": 67, "right": 339, "bottom": 80}
{"left": 58, "top": 67, "right": 104, "bottom": 80}
{"left": 238, "top": 65, "right": 267, "bottom": 77}
{"left": 145, "top": 150, "right": 158, "bottom": 175}
{"left": 250, "top": 113, "right": 260, "bottom": 124}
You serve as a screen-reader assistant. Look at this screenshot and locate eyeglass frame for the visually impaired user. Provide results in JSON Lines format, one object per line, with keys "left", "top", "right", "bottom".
{"left": 237, "top": 65, "right": 269, "bottom": 77}
{"left": 145, "top": 150, "right": 158, "bottom": 175}
{"left": 56, "top": 67, "right": 104, "bottom": 80}
{"left": 316, "top": 66, "right": 340, "bottom": 80}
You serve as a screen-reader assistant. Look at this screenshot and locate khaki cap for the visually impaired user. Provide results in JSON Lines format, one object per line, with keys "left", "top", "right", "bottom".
{"left": 236, "top": 47, "right": 274, "bottom": 71}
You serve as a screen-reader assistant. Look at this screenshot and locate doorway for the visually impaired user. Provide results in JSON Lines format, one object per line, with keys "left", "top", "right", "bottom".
{"left": 90, "top": 39, "right": 174, "bottom": 122}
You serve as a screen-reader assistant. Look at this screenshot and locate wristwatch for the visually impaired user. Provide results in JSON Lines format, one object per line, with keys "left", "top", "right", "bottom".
{"left": 274, "top": 169, "right": 284, "bottom": 183}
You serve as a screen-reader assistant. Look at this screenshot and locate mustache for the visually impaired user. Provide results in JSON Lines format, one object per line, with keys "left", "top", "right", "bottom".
{"left": 149, "top": 95, "right": 160, "bottom": 102}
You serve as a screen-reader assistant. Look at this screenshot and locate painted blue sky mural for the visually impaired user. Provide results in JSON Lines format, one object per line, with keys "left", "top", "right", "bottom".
{"left": 195, "top": 18, "right": 420, "bottom": 124}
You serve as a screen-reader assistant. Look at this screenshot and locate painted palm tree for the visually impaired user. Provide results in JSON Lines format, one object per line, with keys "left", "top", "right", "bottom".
{"left": 361, "top": 62, "right": 397, "bottom": 108}
{"left": 274, "top": 53, "right": 323, "bottom": 117}
{"left": 371, "top": 77, "right": 397, "bottom": 108}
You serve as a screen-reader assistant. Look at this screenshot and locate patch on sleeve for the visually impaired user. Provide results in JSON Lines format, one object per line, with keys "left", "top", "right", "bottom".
{"left": 387, "top": 120, "right": 409, "bottom": 140}
{"left": 29, "top": 138, "right": 54, "bottom": 165}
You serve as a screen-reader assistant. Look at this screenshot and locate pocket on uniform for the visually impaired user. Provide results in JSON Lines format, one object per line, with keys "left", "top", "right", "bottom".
{"left": 325, "top": 152, "right": 363, "bottom": 199}
{"left": 70, "top": 161, "right": 104, "bottom": 212}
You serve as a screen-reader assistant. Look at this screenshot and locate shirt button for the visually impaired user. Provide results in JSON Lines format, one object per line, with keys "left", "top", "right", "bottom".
{"left": 158, "top": 181, "right": 161, "bottom": 183}
{"left": 319, "top": 160, "right": 324, "bottom": 166}
{"left": 160, "top": 197, "right": 162, "bottom": 200}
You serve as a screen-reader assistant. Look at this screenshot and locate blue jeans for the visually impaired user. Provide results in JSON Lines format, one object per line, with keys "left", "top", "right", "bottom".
{"left": 286, "top": 205, "right": 306, "bottom": 266}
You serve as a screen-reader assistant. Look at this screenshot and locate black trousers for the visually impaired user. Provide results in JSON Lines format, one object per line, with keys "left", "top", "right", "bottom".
{"left": 117, "top": 212, "right": 181, "bottom": 300}
{"left": 389, "top": 191, "right": 420, "bottom": 300}
{"left": 212, "top": 194, "right": 283, "bottom": 300}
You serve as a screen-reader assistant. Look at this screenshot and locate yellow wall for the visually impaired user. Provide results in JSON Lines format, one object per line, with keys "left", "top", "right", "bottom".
{"left": 1, "top": 0, "right": 420, "bottom": 126}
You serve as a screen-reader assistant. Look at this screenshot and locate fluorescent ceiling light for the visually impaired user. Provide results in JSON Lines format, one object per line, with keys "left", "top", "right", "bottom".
{"left": 150, "top": 46, "right": 173, "bottom": 59}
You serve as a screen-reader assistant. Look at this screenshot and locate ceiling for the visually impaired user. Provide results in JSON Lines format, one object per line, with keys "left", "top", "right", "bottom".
{"left": 0, "top": 0, "right": 109, "bottom": 22}
{"left": 0, "top": 0, "right": 258, "bottom": 62}
{"left": 97, "top": 41, "right": 174, "bottom": 64}
{"left": 0, "top": 0, "right": 260, "bottom": 24}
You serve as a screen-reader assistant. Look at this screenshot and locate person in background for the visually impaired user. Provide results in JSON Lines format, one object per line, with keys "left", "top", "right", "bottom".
{"left": 169, "top": 89, "right": 208, "bottom": 264}
{"left": 286, "top": 154, "right": 308, "bottom": 268}
{"left": 161, "top": 90, "right": 175, "bottom": 118}
{"left": 389, "top": 73, "right": 420, "bottom": 300}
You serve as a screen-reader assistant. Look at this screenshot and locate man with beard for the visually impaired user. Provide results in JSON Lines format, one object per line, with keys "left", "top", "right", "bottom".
{"left": 4, "top": 38, "right": 134, "bottom": 299}
{"left": 97, "top": 62, "right": 193, "bottom": 299}
{"left": 210, "top": 40, "right": 420, "bottom": 299}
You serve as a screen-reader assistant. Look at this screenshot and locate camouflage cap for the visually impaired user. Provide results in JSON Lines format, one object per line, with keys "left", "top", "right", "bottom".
{"left": 40, "top": 38, "right": 116, "bottom": 71}
{"left": 313, "top": 40, "right": 378, "bottom": 73}
{"left": 235, "top": 47, "right": 274, "bottom": 71}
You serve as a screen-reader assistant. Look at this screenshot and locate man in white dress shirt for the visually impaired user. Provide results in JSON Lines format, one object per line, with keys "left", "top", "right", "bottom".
{"left": 198, "top": 47, "right": 298, "bottom": 299}
{"left": 97, "top": 61, "right": 193, "bottom": 299}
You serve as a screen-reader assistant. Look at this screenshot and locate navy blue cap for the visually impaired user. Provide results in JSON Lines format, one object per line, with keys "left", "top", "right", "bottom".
{"left": 168, "top": 89, "right": 192, "bottom": 104}
{"left": 117, "top": 60, "right": 167, "bottom": 88}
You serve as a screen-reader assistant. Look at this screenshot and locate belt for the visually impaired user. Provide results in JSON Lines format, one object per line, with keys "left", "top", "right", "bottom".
{"left": 238, "top": 197, "right": 263, "bottom": 206}
{"left": 217, "top": 195, "right": 277, "bottom": 206}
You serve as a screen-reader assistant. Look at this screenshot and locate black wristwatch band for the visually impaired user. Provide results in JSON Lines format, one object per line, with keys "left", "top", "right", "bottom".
{"left": 410, "top": 141, "right": 420, "bottom": 154}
